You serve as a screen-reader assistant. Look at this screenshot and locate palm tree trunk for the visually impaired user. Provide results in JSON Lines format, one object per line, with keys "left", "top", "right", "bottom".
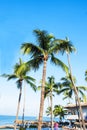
{"left": 75, "top": 96, "right": 83, "bottom": 129}
{"left": 22, "top": 83, "right": 26, "bottom": 127}
{"left": 14, "top": 86, "right": 22, "bottom": 130}
{"left": 67, "top": 53, "right": 86, "bottom": 130}
{"left": 50, "top": 91, "right": 54, "bottom": 130}
{"left": 38, "top": 60, "right": 47, "bottom": 130}
{"left": 48, "top": 97, "right": 50, "bottom": 108}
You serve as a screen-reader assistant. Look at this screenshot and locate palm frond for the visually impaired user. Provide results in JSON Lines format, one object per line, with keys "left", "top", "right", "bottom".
{"left": 79, "top": 90, "right": 85, "bottom": 98}
{"left": 26, "top": 80, "right": 37, "bottom": 91}
{"left": 85, "top": 70, "right": 87, "bottom": 81}
{"left": 46, "top": 107, "right": 51, "bottom": 116}
{"left": 53, "top": 39, "right": 76, "bottom": 54}
{"left": 15, "top": 64, "right": 29, "bottom": 76}
{"left": 24, "top": 76, "right": 36, "bottom": 82}
{"left": 21, "top": 43, "right": 43, "bottom": 58}
{"left": 77, "top": 86, "right": 87, "bottom": 91}
{"left": 58, "top": 88, "right": 70, "bottom": 94}
{"left": 51, "top": 54, "right": 68, "bottom": 74}
{"left": 27, "top": 56, "right": 43, "bottom": 71}
{"left": 33, "top": 29, "right": 55, "bottom": 49}
{"left": 21, "top": 43, "right": 32, "bottom": 54}
{"left": 63, "top": 96, "right": 68, "bottom": 100}
{"left": 2, "top": 74, "right": 10, "bottom": 78}
{"left": 2, "top": 74, "right": 17, "bottom": 80}
{"left": 37, "top": 86, "right": 41, "bottom": 90}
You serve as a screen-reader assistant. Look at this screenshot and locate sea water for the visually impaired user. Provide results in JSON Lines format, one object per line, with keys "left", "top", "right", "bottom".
{"left": 0, "top": 115, "right": 63, "bottom": 130}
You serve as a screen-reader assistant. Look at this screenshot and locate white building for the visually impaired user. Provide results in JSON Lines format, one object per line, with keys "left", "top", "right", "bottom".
{"left": 64, "top": 102, "right": 87, "bottom": 120}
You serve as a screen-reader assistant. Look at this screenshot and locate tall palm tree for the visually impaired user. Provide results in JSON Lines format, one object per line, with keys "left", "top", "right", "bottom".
{"left": 21, "top": 29, "right": 68, "bottom": 130}
{"left": 58, "top": 75, "right": 87, "bottom": 124}
{"left": 2, "top": 58, "right": 36, "bottom": 130}
{"left": 44, "top": 76, "right": 59, "bottom": 130}
{"left": 55, "top": 38, "right": 86, "bottom": 130}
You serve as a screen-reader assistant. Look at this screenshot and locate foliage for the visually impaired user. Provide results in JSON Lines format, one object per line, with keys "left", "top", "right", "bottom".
{"left": 46, "top": 105, "right": 67, "bottom": 120}
{"left": 57, "top": 74, "right": 87, "bottom": 103}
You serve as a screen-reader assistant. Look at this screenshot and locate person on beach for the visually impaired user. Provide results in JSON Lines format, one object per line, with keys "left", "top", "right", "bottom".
{"left": 54, "top": 122, "right": 59, "bottom": 130}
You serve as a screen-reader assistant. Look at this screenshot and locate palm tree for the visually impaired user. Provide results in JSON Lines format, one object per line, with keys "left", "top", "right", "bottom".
{"left": 55, "top": 38, "right": 86, "bottom": 130}
{"left": 21, "top": 29, "right": 68, "bottom": 130}
{"left": 44, "top": 76, "right": 59, "bottom": 130}
{"left": 53, "top": 105, "right": 67, "bottom": 121}
{"left": 2, "top": 58, "right": 36, "bottom": 130}
{"left": 46, "top": 105, "right": 66, "bottom": 121}
{"left": 58, "top": 75, "right": 87, "bottom": 122}
{"left": 58, "top": 75, "right": 87, "bottom": 103}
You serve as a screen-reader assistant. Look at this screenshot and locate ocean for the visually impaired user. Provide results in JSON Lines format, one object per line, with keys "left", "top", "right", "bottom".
{"left": 0, "top": 115, "right": 63, "bottom": 130}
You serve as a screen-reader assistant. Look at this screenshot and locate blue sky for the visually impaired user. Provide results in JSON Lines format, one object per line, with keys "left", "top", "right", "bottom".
{"left": 0, "top": 0, "right": 87, "bottom": 116}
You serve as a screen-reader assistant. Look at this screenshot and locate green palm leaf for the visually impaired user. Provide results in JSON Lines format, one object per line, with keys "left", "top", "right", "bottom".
{"left": 51, "top": 54, "right": 68, "bottom": 74}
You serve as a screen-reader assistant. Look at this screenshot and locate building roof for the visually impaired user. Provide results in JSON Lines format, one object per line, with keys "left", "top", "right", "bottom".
{"left": 65, "top": 102, "right": 87, "bottom": 108}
